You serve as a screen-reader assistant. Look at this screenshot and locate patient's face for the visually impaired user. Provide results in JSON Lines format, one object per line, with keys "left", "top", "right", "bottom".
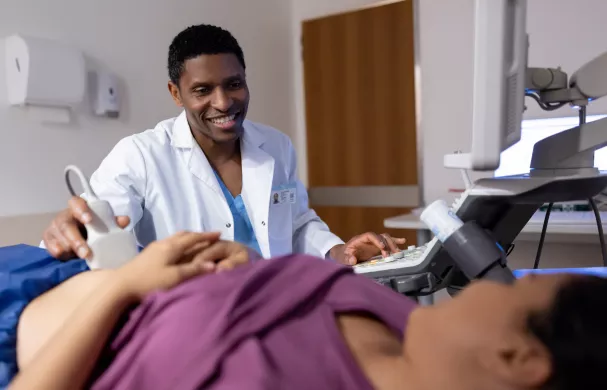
{"left": 403, "top": 274, "right": 570, "bottom": 388}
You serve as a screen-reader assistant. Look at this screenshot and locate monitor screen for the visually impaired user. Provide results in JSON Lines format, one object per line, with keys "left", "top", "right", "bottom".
{"left": 494, "top": 115, "right": 607, "bottom": 177}
{"left": 444, "top": 0, "right": 528, "bottom": 171}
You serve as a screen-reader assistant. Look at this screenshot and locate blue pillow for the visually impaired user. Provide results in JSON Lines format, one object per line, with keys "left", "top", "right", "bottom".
{"left": 0, "top": 244, "right": 89, "bottom": 389}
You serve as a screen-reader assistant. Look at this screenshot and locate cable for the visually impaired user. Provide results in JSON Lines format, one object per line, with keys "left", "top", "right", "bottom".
{"left": 525, "top": 91, "right": 567, "bottom": 111}
{"left": 533, "top": 202, "right": 553, "bottom": 269}
{"left": 574, "top": 107, "right": 607, "bottom": 264}
{"left": 576, "top": 106, "right": 607, "bottom": 265}
{"left": 506, "top": 243, "right": 515, "bottom": 256}
{"left": 589, "top": 197, "right": 607, "bottom": 266}
{"left": 64, "top": 165, "right": 98, "bottom": 200}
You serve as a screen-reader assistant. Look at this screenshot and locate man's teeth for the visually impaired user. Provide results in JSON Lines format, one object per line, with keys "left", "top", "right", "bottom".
{"left": 209, "top": 114, "right": 236, "bottom": 124}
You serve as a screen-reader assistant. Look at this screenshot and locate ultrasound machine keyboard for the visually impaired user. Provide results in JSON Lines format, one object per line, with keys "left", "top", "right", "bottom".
{"left": 351, "top": 237, "right": 446, "bottom": 295}
{"left": 353, "top": 243, "right": 432, "bottom": 274}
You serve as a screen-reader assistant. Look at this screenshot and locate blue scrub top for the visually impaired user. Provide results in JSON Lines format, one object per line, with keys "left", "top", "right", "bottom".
{"left": 213, "top": 171, "right": 262, "bottom": 256}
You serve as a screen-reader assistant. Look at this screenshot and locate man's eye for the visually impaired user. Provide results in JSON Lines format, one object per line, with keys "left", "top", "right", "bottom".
{"left": 229, "top": 81, "right": 242, "bottom": 89}
{"left": 194, "top": 88, "right": 210, "bottom": 95}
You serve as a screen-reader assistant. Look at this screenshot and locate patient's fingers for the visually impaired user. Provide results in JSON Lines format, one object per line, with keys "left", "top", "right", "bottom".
{"left": 191, "top": 241, "right": 230, "bottom": 264}
{"left": 175, "top": 260, "right": 216, "bottom": 283}
{"left": 178, "top": 240, "right": 217, "bottom": 264}
{"left": 215, "top": 254, "right": 247, "bottom": 272}
{"left": 193, "top": 242, "right": 249, "bottom": 272}
{"left": 161, "top": 231, "right": 222, "bottom": 263}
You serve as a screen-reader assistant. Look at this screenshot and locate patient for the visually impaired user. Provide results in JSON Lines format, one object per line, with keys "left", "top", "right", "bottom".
{"left": 9, "top": 231, "right": 607, "bottom": 390}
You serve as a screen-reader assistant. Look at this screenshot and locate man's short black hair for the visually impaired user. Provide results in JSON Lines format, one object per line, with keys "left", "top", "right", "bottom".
{"left": 528, "top": 275, "right": 607, "bottom": 390}
{"left": 168, "top": 24, "right": 246, "bottom": 86}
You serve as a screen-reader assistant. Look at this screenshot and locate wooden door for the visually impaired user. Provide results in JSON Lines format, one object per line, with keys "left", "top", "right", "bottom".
{"left": 302, "top": 0, "right": 420, "bottom": 245}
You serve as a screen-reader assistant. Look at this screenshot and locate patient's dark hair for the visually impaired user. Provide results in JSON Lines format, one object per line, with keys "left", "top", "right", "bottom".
{"left": 168, "top": 24, "right": 246, "bottom": 86}
{"left": 528, "top": 275, "right": 607, "bottom": 390}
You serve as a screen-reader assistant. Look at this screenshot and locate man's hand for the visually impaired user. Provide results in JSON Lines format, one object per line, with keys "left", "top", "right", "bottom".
{"left": 330, "top": 232, "right": 406, "bottom": 265}
{"left": 42, "top": 196, "right": 130, "bottom": 260}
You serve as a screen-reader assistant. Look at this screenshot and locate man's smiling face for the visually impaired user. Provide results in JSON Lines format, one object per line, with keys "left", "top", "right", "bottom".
{"left": 169, "top": 53, "right": 249, "bottom": 144}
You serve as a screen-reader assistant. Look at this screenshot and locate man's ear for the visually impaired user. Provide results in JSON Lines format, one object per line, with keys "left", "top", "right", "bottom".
{"left": 168, "top": 81, "right": 183, "bottom": 107}
{"left": 480, "top": 336, "right": 552, "bottom": 388}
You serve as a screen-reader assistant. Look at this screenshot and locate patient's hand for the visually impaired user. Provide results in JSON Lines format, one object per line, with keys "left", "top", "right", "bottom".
{"left": 116, "top": 231, "right": 222, "bottom": 300}
{"left": 194, "top": 240, "right": 261, "bottom": 272}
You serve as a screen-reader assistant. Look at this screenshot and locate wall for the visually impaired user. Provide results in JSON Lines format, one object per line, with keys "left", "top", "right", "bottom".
{"left": 0, "top": 0, "right": 294, "bottom": 244}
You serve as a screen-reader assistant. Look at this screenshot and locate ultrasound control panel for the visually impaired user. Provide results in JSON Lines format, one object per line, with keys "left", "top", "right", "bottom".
{"left": 353, "top": 242, "right": 445, "bottom": 295}
{"left": 353, "top": 244, "right": 430, "bottom": 274}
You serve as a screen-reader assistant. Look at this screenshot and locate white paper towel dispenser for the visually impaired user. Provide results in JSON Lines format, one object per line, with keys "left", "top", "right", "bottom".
{"left": 4, "top": 34, "right": 86, "bottom": 108}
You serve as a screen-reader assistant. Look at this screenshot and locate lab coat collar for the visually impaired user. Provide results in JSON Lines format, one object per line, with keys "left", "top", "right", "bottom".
{"left": 170, "top": 111, "right": 274, "bottom": 222}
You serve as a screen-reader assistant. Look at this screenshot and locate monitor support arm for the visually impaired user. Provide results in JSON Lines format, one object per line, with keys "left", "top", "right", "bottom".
{"left": 525, "top": 52, "right": 607, "bottom": 176}
{"left": 530, "top": 116, "right": 607, "bottom": 176}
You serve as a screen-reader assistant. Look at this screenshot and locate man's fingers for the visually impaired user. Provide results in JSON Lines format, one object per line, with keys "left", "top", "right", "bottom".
{"left": 364, "top": 233, "right": 387, "bottom": 251}
{"left": 348, "top": 233, "right": 385, "bottom": 250}
{"left": 345, "top": 232, "right": 389, "bottom": 258}
{"left": 338, "top": 247, "right": 356, "bottom": 263}
{"left": 346, "top": 255, "right": 358, "bottom": 266}
{"left": 346, "top": 234, "right": 373, "bottom": 248}
{"left": 359, "top": 232, "right": 389, "bottom": 257}
{"left": 393, "top": 237, "right": 407, "bottom": 244}
{"left": 381, "top": 233, "right": 400, "bottom": 253}
{"left": 54, "top": 218, "right": 90, "bottom": 259}
{"left": 49, "top": 221, "right": 72, "bottom": 252}
{"left": 43, "top": 230, "right": 70, "bottom": 259}
{"left": 67, "top": 197, "right": 93, "bottom": 224}
{"left": 115, "top": 216, "right": 131, "bottom": 229}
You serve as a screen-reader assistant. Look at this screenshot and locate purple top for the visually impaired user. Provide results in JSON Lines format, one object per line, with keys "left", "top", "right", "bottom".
{"left": 92, "top": 254, "right": 417, "bottom": 390}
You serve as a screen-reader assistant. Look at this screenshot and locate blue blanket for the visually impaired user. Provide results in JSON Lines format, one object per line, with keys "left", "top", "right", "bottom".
{"left": 513, "top": 267, "right": 607, "bottom": 278}
{"left": 0, "top": 245, "right": 89, "bottom": 389}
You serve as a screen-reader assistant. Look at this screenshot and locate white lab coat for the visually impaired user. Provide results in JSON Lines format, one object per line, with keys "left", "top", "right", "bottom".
{"left": 83, "top": 111, "right": 344, "bottom": 259}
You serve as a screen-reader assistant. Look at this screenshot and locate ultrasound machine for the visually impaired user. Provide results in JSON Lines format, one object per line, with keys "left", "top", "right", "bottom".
{"left": 354, "top": 0, "right": 607, "bottom": 298}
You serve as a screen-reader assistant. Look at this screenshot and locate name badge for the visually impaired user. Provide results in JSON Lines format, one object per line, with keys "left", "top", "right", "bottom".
{"left": 271, "top": 183, "right": 296, "bottom": 205}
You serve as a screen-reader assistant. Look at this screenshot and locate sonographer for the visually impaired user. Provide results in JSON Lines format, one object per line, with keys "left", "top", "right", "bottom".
{"left": 40, "top": 24, "right": 405, "bottom": 266}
